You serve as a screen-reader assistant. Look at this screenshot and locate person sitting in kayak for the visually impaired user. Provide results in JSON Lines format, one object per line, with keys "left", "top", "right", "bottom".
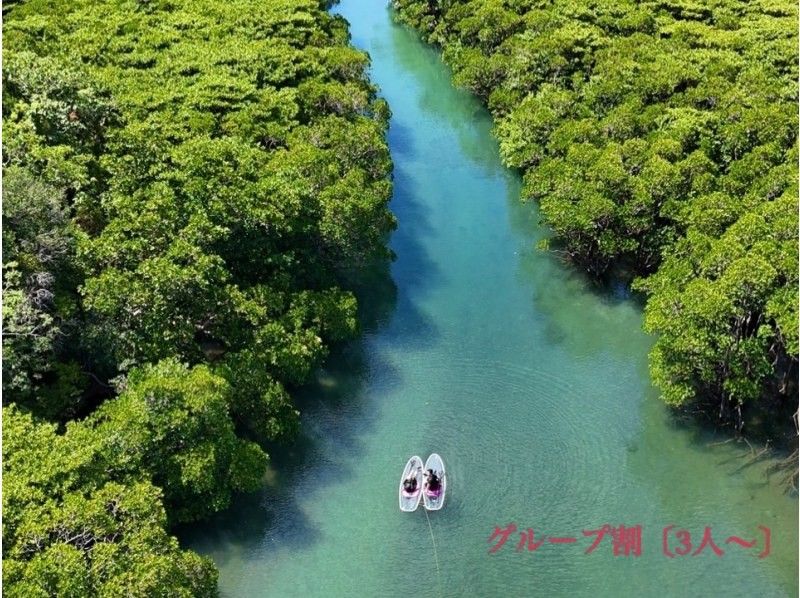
{"left": 425, "top": 469, "right": 441, "bottom": 491}
{"left": 403, "top": 475, "right": 418, "bottom": 493}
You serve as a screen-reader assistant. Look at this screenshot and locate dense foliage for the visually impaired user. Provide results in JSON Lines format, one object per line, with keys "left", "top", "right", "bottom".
{"left": 394, "top": 0, "right": 798, "bottom": 423}
{"left": 3, "top": 0, "right": 393, "bottom": 593}
{"left": 3, "top": 403, "right": 218, "bottom": 597}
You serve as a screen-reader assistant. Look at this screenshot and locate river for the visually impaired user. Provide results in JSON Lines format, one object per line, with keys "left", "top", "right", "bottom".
{"left": 181, "top": 1, "right": 798, "bottom": 595}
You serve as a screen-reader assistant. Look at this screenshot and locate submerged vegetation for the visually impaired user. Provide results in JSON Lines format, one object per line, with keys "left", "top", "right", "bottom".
{"left": 394, "top": 0, "right": 798, "bottom": 430}
{"left": 2, "top": 0, "right": 393, "bottom": 592}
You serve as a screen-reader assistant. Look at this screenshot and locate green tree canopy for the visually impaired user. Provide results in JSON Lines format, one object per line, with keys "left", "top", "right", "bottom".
{"left": 3, "top": 0, "right": 394, "bottom": 593}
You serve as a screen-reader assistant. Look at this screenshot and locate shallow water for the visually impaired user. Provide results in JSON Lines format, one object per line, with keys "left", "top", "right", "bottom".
{"left": 181, "top": 2, "right": 798, "bottom": 595}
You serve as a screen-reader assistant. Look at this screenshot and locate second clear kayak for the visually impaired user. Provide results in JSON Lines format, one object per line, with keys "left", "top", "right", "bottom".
{"left": 423, "top": 453, "right": 446, "bottom": 511}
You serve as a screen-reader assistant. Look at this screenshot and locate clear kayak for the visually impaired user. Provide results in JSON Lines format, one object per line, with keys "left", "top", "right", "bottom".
{"left": 423, "top": 453, "right": 446, "bottom": 511}
{"left": 399, "top": 456, "right": 424, "bottom": 512}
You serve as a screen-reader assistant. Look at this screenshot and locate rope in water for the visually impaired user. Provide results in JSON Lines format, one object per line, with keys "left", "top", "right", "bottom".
{"left": 423, "top": 507, "right": 443, "bottom": 598}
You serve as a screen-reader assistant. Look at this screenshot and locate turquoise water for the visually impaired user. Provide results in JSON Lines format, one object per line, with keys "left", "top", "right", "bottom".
{"left": 182, "top": 2, "right": 798, "bottom": 595}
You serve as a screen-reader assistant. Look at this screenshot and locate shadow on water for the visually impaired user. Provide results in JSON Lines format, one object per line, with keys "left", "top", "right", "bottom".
{"left": 386, "top": 16, "right": 507, "bottom": 175}
{"left": 176, "top": 260, "right": 402, "bottom": 562}
{"left": 662, "top": 390, "right": 799, "bottom": 462}
{"left": 379, "top": 122, "right": 442, "bottom": 350}
{"left": 385, "top": 116, "right": 414, "bottom": 159}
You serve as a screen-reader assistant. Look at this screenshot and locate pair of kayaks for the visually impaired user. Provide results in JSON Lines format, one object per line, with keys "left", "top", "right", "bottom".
{"left": 399, "top": 453, "right": 446, "bottom": 512}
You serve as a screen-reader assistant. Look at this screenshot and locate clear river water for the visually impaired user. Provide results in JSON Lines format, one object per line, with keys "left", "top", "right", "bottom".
{"left": 181, "top": 2, "right": 798, "bottom": 595}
